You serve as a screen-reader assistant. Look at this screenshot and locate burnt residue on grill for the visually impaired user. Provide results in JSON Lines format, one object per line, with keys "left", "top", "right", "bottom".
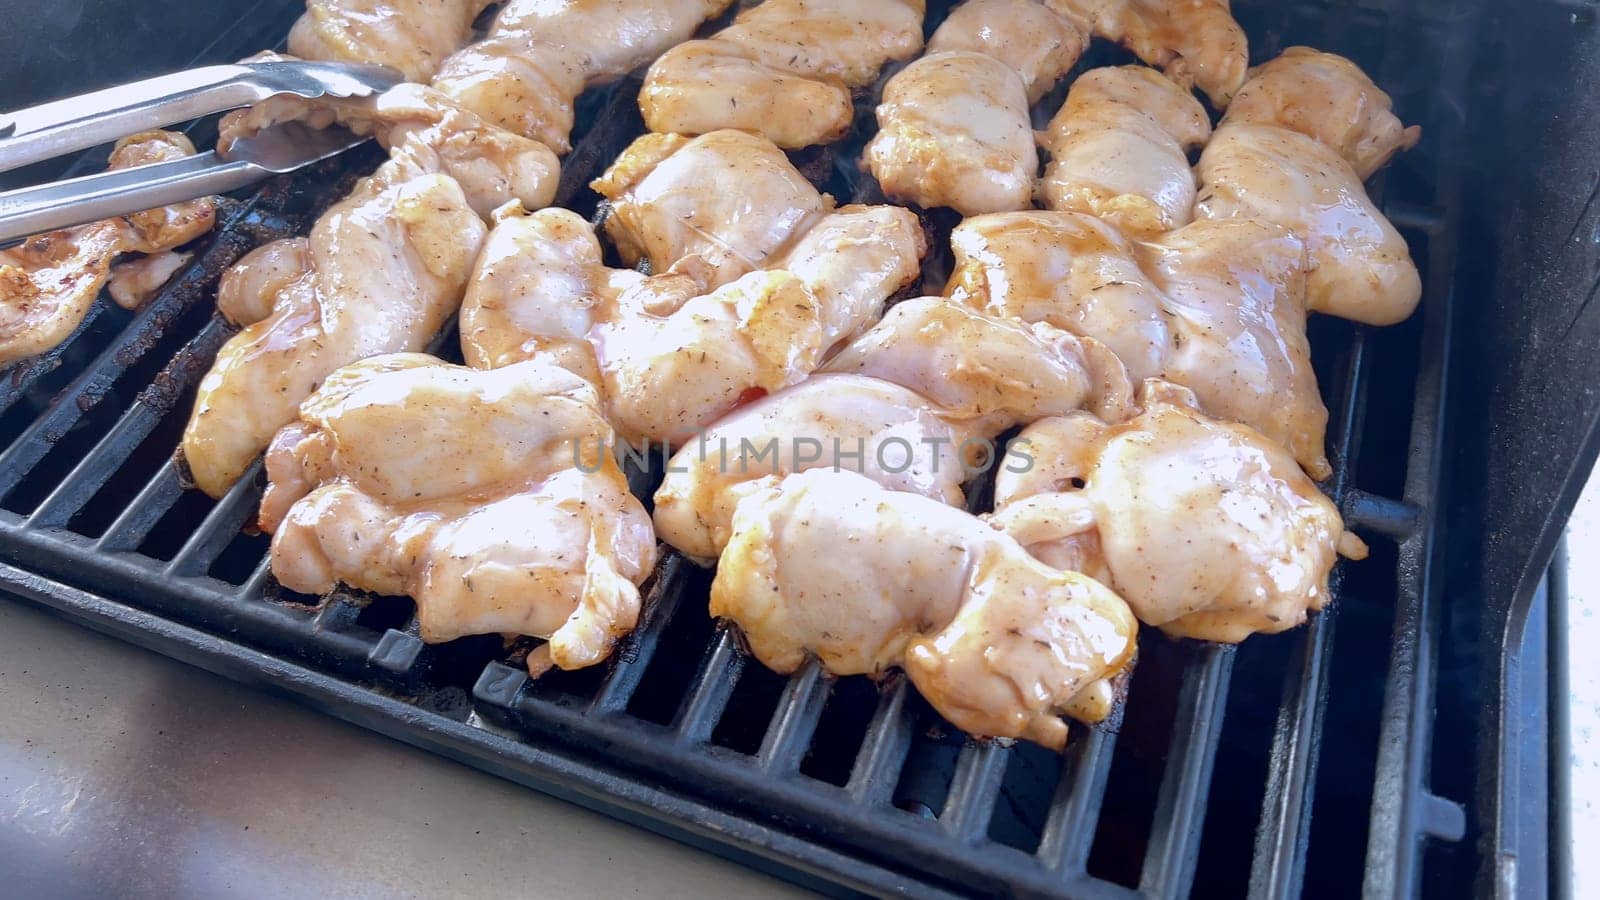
{"left": 0, "top": 0, "right": 1499, "bottom": 897}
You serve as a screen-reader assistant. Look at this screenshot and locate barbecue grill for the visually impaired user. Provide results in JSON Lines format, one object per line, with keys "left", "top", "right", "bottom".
{"left": 0, "top": 0, "right": 1592, "bottom": 896}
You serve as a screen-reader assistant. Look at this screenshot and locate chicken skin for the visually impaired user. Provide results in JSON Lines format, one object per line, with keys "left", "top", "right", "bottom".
{"left": 181, "top": 156, "right": 489, "bottom": 498}
{"left": 1223, "top": 47, "right": 1419, "bottom": 179}
{"left": 711, "top": 468, "right": 1138, "bottom": 749}
{"left": 430, "top": 0, "right": 734, "bottom": 153}
{"left": 820, "top": 297, "right": 1135, "bottom": 431}
{"left": 1053, "top": 0, "right": 1248, "bottom": 108}
{"left": 260, "top": 354, "right": 656, "bottom": 675}
{"left": 459, "top": 203, "right": 924, "bottom": 445}
{"left": 1196, "top": 122, "right": 1421, "bottom": 326}
{"left": 867, "top": 51, "right": 1036, "bottom": 214}
{"left": 592, "top": 131, "right": 831, "bottom": 289}
{"left": 288, "top": 0, "right": 494, "bottom": 83}
{"left": 947, "top": 212, "right": 1333, "bottom": 478}
{"left": 991, "top": 380, "right": 1367, "bottom": 644}
{"left": 652, "top": 374, "right": 983, "bottom": 562}
{"left": 1040, "top": 65, "right": 1211, "bottom": 237}
{"left": 1, "top": 131, "right": 216, "bottom": 367}
{"left": 640, "top": 0, "right": 925, "bottom": 148}
{"left": 926, "top": 0, "right": 1088, "bottom": 103}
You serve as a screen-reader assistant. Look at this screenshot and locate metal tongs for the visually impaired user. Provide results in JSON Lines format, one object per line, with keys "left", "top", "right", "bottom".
{"left": 0, "top": 60, "right": 403, "bottom": 244}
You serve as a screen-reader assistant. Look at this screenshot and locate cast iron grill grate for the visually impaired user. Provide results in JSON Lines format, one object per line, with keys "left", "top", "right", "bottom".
{"left": 0, "top": 0, "right": 1483, "bottom": 895}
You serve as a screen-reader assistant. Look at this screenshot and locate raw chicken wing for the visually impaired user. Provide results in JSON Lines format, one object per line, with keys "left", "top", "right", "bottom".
{"left": 288, "top": 0, "right": 494, "bottom": 82}
{"left": 1053, "top": 0, "right": 1248, "bottom": 107}
{"left": 1196, "top": 122, "right": 1421, "bottom": 325}
{"left": 641, "top": 0, "right": 925, "bottom": 148}
{"left": 459, "top": 203, "right": 924, "bottom": 444}
{"left": 652, "top": 374, "right": 981, "bottom": 562}
{"left": 991, "top": 380, "right": 1367, "bottom": 643}
{"left": 820, "top": 297, "right": 1135, "bottom": 430}
{"left": 1223, "top": 47, "right": 1419, "bottom": 179}
{"left": 866, "top": 51, "right": 1036, "bottom": 214}
{"left": 261, "top": 354, "right": 656, "bottom": 674}
{"left": 592, "top": 131, "right": 831, "bottom": 288}
{"left": 182, "top": 158, "right": 489, "bottom": 497}
{"left": 431, "top": 0, "right": 733, "bottom": 152}
{"left": 1041, "top": 65, "right": 1211, "bottom": 236}
{"left": 711, "top": 468, "right": 1138, "bottom": 748}
{"left": 926, "top": 0, "right": 1087, "bottom": 102}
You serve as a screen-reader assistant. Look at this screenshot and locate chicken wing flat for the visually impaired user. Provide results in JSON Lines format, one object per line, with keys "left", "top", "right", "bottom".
{"left": 867, "top": 51, "right": 1036, "bottom": 214}
{"left": 592, "top": 131, "right": 832, "bottom": 288}
{"left": 288, "top": 0, "right": 494, "bottom": 82}
{"left": 460, "top": 202, "right": 924, "bottom": 445}
{"left": 1, "top": 131, "right": 216, "bottom": 368}
{"left": 926, "top": 0, "right": 1087, "bottom": 103}
{"left": 1053, "top": 0, "right": 1248, "bottom": 108}
{"left": 260, "top": 354, "right": 656, "bottom": 674}
{"left": 1223, "top": 47, "right": 1419, "bottom": 179}
{"left": 1196, "top": 122, "right": 1421, "bottom": 326}
{"left": 652, "top": 374, "right": 981, "bottom": 562}
{"left": 947, "top": 211, "right": 1333, "bottom": 477}
{"left": 182, "top": 156, "right": 489, "bottom": 498}
{"left": 711, "top": 468, "right": 1138, "bottom": 749}
{"left": 820, "top": 297, "right": 1135, "bottom": 430}
{"left": 1041, "top": 65, "right": 1211, "bottom": 237}
{"left": 431, "top": 0, "right": 734, "bottom": 153}
{"left": 991, "top": 380, "right": 1367, "bottom": 644}
{"left": 641, "top": 0, "right": 925, "bottom": 148}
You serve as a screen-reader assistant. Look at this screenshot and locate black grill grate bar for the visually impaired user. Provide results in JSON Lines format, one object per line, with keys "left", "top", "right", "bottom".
{"left": 1038, "top": 727, "right": 1119, "bottom": 873}
{"left": 1342, "top": 488, "right": 1423, "bottom": 539}
{"left": 1137, "top": 644, "right": 1237, "bottom": 899}
{"left": 756, "top": 660, "right": 830, "bottom": 773}
{"left": 846, "top": 677, "right": 916, "bottom": 806}
{"left": 0, "top": 302, "right": 115, "bottom": 417}
{"left": 95, "top": 461, "right": 185, "bottom": 552}
{"left": 28, "top": 318, "right": 234, "bottom": 528}
{"left": 165, "top": 465, "right": 262, "bottom": 576}
{"left": 673, "top": 625, "right": 744, "bottom": 743}
{"left": 938, "top": 741, "right": 1011, "bottom": 843}
{"left": 238, "top": 552, "right": 273, "bottom": 597}
{"left": 590, "top": 554, "right": 693, "bottom": 714}
{"left": 1247, "top": 325, "right": 1374, "bottom": 899}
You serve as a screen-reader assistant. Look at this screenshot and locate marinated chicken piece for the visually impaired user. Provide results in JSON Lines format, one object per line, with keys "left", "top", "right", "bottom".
{"left": 431, "top": 0, "right": 733, "bottom": 152}
{"left": 652, "top": 374, "right": 981, "bottom": 562}
{"left": 1196, "top": 122, "right": 1421, "bottom": 326}
{"left": 219, "top": 82, "right": 560, "bottom": 218}
{"left": 460, "top": 203, "right": 924, "bottom": 444}
{"left": 867, "top": 51, "right": 1036, "bottom": 214}
{"left": 926, "top": 0, "right": 1087, "bottom": 102}
{"left": 106, "top": 250, "right": 193, "bottom": 310}
{"left": 821, "top": 297, "right": 1135, "bottom": 430}
{"left": 216, "top": 239, "right": 312, "bottom": 328}
{"left": 765, "top": 205, "right": 928, "bottom": 350}
{"left": 592, "top": 131, "right": 831, "bottom": 288}
{"left": 1041, "top": 65, "right": 1211, "bottom": 236}
{"left": 182, "top": 162, "right": 488, "bottom": 498}
{"left": 1223, "top": 47, "right": 1419, "bottom": 179}
{"left": 1139, "top": 219, "right": 1329, "bottom": 478}
{"left": 711, "top": 468, "right": 1138, "bottom": 748}
{"left": 947, "top": 212, "right": 1333, "bottom": 477}
{"left": 1, "top": 131, "right": 216, "bottom": 367}
{"left": 991, "top": 380, "right": 1367, "bottom": 643}
{"left": 641, "top": 0, "right": 925, "bottom": 148}
{"left": 1053, "top": 0, "right": 1248, "bottom": 108}
{"left": 288, "top": 0, "right": 494, "bottom": 82}
{"left": 641, "top": 42, "right": 855, "bottom": 149}
{"left": 946, "top": 211, "right": 1173, "bottom": 380}
{"left": 261, "top": 354, "right": 656, "bottom": 674}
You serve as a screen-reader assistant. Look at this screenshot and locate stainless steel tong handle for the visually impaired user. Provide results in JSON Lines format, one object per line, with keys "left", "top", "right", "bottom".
{"left": 0, "top": 60, "right": 402, "bottom": 244}
{"left": 0, "top": 60, "right": 401, "bottom": 174}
